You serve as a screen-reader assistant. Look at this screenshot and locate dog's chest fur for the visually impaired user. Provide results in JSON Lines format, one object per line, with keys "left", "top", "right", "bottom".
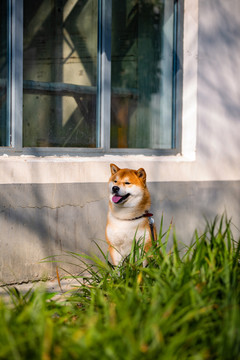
{"left": 106, "top": 212, "right": 149, "bottom": 258}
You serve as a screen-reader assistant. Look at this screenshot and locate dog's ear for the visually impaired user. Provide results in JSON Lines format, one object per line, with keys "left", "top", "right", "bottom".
{"left": 110, "top": 163, "right": 120, "bottom": 176}
{"left": 137, "top": 168, "right": 146, "bottom": 184}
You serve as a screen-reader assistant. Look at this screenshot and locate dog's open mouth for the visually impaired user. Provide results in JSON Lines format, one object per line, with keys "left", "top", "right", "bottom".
{"left": 112, "top": 193, "right": 130, "bottom": 204}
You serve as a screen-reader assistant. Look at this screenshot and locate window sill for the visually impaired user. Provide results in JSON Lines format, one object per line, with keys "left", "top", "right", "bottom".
{"left": 0, "top": 151, "right": 197, "bottom": 185}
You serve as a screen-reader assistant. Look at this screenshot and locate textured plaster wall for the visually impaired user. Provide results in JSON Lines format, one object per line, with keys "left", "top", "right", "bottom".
{"left": 0, "top": 181, "right": 239, "bottom": 284}
{"left": 0, "top": 183, "right": 108, "bottom": 284}
{"left": 197, "top": 0, "right": 240, "bottom": 174}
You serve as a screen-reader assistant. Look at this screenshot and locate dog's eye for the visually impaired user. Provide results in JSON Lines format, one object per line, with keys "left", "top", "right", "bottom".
{"left": 125, "top": 182, "right": 130, "bottom": 185}
{"left": 114, "top": 180, "right": 117, "bottom": 183}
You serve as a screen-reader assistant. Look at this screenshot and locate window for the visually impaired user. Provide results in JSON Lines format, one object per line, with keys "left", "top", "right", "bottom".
{"left": 23, "top": 0, "right": 99, "bottom": 148}
{"left": 0, "top": 0, "right": 11, "bottom": 146}
{"left": 111, "top": 0, "right": 177, "bottom": 149}
{"left": 1, "top": 0, "right": 182, "bottom": 155}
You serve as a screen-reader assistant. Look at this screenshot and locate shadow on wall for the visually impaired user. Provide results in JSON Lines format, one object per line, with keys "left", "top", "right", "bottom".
{"left": 150, "top": 181, "right": 240, "bottom": 249}
{"left": 0, "top": 173, "right": 109, "bottom": 284}
{"left": 1, "top": 173, "right": 239, "bottom": 285}
{"left": 197, "top": 0, "right": 240, "bottom": 169}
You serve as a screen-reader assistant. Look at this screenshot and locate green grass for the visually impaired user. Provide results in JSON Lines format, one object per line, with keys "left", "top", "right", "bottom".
{"left": 0, "top": 215, "right": 240, "bottom": 360}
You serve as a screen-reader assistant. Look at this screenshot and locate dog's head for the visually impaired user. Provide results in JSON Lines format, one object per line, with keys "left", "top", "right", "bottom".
{"left": 108, "top": 163, "right": 149, "bottom": 208}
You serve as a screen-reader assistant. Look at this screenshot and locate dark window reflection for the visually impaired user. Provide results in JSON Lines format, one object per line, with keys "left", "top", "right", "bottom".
{"left": 23, "top": 0, "right": 98, "bottom": 147}
{"left": 111, "top": 0, "right": 174, "bottom": 149}
{"left": 0, "top": 0, "right": 10, "bottom": 146}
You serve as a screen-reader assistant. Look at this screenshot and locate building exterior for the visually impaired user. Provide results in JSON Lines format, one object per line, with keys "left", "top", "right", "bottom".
{"left": 0, "top": 0, "right": 239, "bottom": 284}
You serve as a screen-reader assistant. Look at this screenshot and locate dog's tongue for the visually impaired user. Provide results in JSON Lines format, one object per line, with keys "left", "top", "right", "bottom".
{"left": 112, "top": 195, "right": 122, "bottom": 203}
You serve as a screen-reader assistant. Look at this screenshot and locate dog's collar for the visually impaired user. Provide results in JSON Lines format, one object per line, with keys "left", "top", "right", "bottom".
{"left": 127, "top": 210, "right": 153, "bottom": 221}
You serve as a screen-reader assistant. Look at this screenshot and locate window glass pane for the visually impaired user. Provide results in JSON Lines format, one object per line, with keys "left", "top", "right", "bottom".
{"left": 23, "top": 0, "right": 98, "bottom": 147}
{"left": 0, "top": 0, "right": 10, "bottom": 146}
{"left": 111, "top": 0, "right": 174, "bottom": 149}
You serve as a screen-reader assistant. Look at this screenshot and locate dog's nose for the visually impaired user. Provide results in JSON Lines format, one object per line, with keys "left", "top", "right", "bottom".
{"left": 112, "top": 186, "right": 120, "bottom": 194}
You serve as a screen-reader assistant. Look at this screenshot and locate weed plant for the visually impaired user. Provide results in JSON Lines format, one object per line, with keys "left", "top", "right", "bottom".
{"left": 0, "top": 216, "right": 240, "bottom": 359}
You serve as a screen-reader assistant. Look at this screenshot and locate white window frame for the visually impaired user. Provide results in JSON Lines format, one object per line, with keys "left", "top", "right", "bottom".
{"left": 0, "top": 0, "right": 199, "bottom": 187}
{"left": 0, "top": 0, "right": 185, "bottom": 156}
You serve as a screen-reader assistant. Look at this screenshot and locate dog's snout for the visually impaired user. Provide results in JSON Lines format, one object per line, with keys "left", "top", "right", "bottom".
{"left": 112, "top": 186, "right": 120, "bottom": 194}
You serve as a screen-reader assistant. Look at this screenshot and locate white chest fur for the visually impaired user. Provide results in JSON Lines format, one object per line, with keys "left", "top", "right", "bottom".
{"left": 106, "top": 212, "right": 149, "bottom": 260}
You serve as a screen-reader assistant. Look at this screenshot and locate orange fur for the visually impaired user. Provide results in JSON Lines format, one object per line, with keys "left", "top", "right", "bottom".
{"left": 105, "top": 164, "right": 156, "bottom": 265}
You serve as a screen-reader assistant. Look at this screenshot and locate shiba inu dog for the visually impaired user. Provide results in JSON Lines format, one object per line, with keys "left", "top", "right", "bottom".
{"left": 106, "top": 164, "right": 156, "bottom": 265}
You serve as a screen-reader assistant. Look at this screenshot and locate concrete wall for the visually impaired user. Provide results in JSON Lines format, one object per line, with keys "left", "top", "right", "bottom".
{"left": 0, "top": 180, "right": 239, "bottom": 284}
{"left": 0, "top": 183, "right": 108, "bottom": 283}
{"left": 0, "top": 0, "right": 240, "bottom": 284}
